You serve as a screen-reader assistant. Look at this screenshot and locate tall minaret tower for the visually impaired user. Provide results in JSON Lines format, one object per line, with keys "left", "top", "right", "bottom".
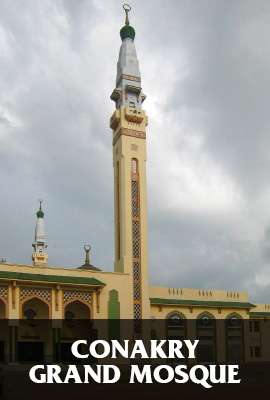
{"left": 110, "top": 5, "right": 150, "bottom": 319}
{"left": 32, "top": 200, "right": 48, "bottom": 266}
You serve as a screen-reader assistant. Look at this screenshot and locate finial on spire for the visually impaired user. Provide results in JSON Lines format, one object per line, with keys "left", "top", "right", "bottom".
{"left": 84, "top": 244, "right": 91, "bottom": 265}
{"left": 78, "top": 244, "right": 101, "bottom": 271}
{"left": 120, "top": 4, "right": 135, "bottom": 41}
{"left": 123, "top": 3, "right": 131, "bottom": 26}
{"left": 36, "top": 199, "right": 44, "bottom": 218}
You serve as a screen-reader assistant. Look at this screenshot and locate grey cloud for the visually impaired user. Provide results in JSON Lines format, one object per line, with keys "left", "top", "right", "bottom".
{"left": 0, "top": 0, "right": 269, "bottom": 302}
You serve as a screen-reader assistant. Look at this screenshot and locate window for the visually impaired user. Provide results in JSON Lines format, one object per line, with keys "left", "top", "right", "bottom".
{"left": 249, "top": 320, "right": 261, "bottom": 333}
{"left": 65, "top": 310, "right": 75, "bottom": 321}
{"left": 132, "top": 158, "right": 138, "bottom": 174}
{"left": 227, "top": 317, "right": 241, "bottom": 328}
{"left": 254, "top": 321, "right": 260, "bottom": 332}
{"left": 250, "top": 346, "right": 261, "bottom": 358}
{"left": 24, "top": 308, "right": 36, "bottom": 320}
{"left": 167, "top": 314, "right": 184, "bottom": 328}
{"left": 254, "top": 346, "right": 261, "bottom": 358}
{"left": 197, "top": 315, "right": 215, "bottom": 328}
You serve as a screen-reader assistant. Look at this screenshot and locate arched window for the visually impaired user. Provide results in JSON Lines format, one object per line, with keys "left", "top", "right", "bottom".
{"left": 132, "top": 158, "right": 138, "bottom": 175}
{"left": 196, "top": 313, "right": 216, "bottom": 363}
{"left": 24, "top": 308, "right": 37, "bottom": 320}
{"left": 166, "top": 312, "right": 186, "bottom": 339}
{"left": 225, "top": 314, "right": 244, "bottom": 363}
{"left": 196, "top": 313, "right": 215, "bottom": 329}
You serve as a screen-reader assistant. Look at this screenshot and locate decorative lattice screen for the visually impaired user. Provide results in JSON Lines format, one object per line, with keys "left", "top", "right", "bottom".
{"left": 63, "top": 290, "right": 92, "bottom": 305}
{"left": 20, "top": 287, "right": 51, "bottom": 303}
{"left": 131, "top": 159, "right": 142, "bottom": 320}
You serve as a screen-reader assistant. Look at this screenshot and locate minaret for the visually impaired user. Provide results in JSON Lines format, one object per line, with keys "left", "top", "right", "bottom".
{"left": 32, "top": 200, "right": 48, "bottom": 266}
{"left": 110, "top": 5, "right": 150, "bottom": 319}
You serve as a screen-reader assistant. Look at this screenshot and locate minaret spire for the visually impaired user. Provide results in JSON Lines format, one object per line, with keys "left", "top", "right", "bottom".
{"left": 32, "top": 200, "right": 48, "bottom": 266}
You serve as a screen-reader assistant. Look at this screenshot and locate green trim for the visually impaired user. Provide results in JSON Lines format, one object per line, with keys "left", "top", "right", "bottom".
{"left": 0, "top": 270, "right": 105, "bottom": 286}
{"left": 250, "top": 312, "right": 270, "bottom": 317}
{"left": 108, "top": 289, "right": 120, "bottom": 319}
{"left": 150, "top": 298, "right": 255, "bottom": 309}
{"left": 108, "top": 290, "right": 120, "bottom": 339}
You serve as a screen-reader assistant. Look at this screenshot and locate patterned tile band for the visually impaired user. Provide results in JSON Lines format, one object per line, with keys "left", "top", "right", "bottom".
{"left": 131, "top": 159, "right": 142, "bottom": 320}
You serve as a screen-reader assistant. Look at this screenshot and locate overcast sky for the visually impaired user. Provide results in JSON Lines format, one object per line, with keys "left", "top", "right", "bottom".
{"left": 0, "top": 0, "right": 270, "bottom": 302}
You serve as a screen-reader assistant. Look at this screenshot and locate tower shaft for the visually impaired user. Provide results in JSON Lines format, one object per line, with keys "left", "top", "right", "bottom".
{"left": 110, "top": 11, "right": 150, "bottom": 319}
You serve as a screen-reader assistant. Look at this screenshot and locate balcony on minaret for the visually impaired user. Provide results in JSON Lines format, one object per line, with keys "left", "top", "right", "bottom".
{"left": 110, "top": 109, "right": 120, "bottom": 130}
{"left": 110, "top": 107, "right": 148, "bottom": 132}
{"left": 125, "top": 107, "right": 145, "bottom": 124}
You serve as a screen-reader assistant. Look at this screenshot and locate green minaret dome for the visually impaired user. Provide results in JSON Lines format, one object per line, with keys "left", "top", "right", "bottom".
{"left": 36, "top": 209, "right": 44, "bottom": 218}
{"left": 120, "top": 24, "right": 135, "bottom": 41}
{"left": 36, "top": 201, "right": 44, "bottom": 218}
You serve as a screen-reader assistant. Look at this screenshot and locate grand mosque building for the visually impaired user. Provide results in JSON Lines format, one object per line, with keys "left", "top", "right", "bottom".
{"left": 0, "top": 6, "right": 269, "bottom": 364}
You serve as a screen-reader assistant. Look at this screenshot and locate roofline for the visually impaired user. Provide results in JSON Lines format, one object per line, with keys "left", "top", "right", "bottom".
{"left": 0, "top": 263, "right": 129, "bottom": 276}
{"left": 150, "top": 297, "right": 255, "bottom": 309}
{"left": 249, "top": 312, "right": 270, "bottom": 317}
{"left": 0, "top": 271, "right": 105, "bottom": 287}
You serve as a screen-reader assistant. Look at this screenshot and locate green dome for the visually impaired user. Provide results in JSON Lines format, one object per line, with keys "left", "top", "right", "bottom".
{"left": 120, "top": 25, "right": 135, "bottom": 41}
{"left": 36, "top": 209, "right": 44, "bottom": 218}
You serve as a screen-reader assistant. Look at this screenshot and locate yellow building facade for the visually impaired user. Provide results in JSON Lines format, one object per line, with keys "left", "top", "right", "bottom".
{"left": 0, "top": 6, "right": 269, "bottom": 364}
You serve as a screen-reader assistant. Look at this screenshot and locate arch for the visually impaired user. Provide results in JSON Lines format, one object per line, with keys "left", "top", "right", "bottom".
{"left": 0, "top": 298, "right": 6, "bottom": 319}
{"left": 196, "top": 311, "right": 216, "bottom": 362}
{"left": 64, "top": 300, "right": 91, "bottom": 320}
{"left": 21, "top": 297, "right": 50, "bottom": 319}
{"left": 225, "top": 312, "right": 244, "bottom": 363}
{"left": 166, "top": 311, "right": 187, "bottom": 339}
{"left": 196, "top": 311, "right": 216, "bottom": 320}
{"left": 225, "top": 312, "right": 243, "bottom": 320}
{"left": 166, "top": 311, "right": 186, "bottom": 320}
{"left": 131, "top": 158, "right": 138, "bottom": 175}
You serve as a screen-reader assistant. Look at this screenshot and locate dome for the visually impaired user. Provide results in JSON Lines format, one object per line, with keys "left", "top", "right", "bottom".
{"left": 36, "top": 209, "right": 44, "bottom": 218}
{"left": 120, "top": 25, "right": 135, "bottom": 41}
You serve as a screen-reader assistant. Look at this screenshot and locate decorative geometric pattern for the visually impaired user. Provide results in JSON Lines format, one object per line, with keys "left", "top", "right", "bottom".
{"left": 134, "top": 303, "right": 142, "bottom": 320}
{"left": 133, "top": 262, "right": 140, "bottom": 281}
{"left": 20, "top": 287, "right": 51, "bottom": 303}
{"left": 132, "top": 238, "right": 140, "bottom": 259}
{"left": 132, "top": 181, "right": 139, "bottom": 216}
{"left": 113, "top": 128, "right": 146, "bottom": 145}
{"left": 168, "top": 288, "right": 183, "bottom": 295}
{"left": 133, "top": 282, "right": 141, "bottom": 300}
{"left": 63, "top": 290, "right": 92, "bottom": 305}
{"left": 226, "top": 291, "right": 240, "bottom": 299}
{"left": 131, "top": 159, "right": 142, "bottom": 320}
{"left": 0, "top": 286, "right": 8, "bottom": 301}
{"left": 199, "top": 290, "right": 213, "bottom": 297}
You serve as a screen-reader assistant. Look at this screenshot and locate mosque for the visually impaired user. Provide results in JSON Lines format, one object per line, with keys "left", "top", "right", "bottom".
{"left": 0, "top": 5, "right": 269, "bottom": 364}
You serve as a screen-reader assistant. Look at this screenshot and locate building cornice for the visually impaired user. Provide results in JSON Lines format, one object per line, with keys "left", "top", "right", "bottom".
{"left": 150, "top": 297, "right": 255, "bottom": 309}
{"left": 0, "top": 270, "right": 105, "bottom": 287}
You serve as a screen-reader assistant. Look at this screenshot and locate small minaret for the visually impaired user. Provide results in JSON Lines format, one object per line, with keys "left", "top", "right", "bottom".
{"left": 77, "top": 245, "right": 101, "bottom": 271}
{"left": 32, "top": 200, "right": 48, "bottom": 266}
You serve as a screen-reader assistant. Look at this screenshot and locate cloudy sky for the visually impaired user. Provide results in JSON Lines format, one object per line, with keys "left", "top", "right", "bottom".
{"left": 0, "top": 0, "right": 270, "bottom": 302}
